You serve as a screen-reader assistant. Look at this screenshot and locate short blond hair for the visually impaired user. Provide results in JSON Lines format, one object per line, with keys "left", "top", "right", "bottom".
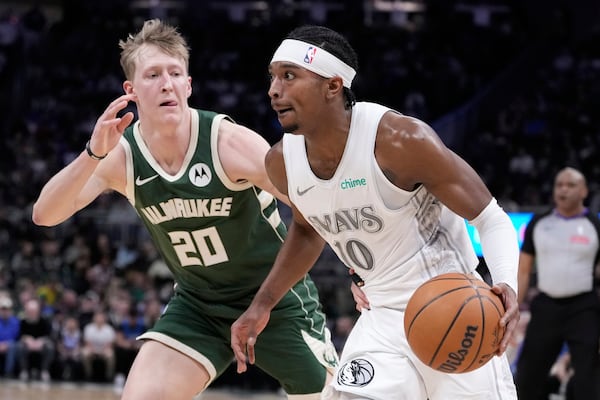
{"left": 119, "top": 19, "right": 190, "bottom": 80}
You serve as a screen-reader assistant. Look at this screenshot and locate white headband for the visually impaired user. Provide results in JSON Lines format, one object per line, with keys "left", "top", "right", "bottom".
{"left": 271, "top": 39, "right": 356, "bottom": 88}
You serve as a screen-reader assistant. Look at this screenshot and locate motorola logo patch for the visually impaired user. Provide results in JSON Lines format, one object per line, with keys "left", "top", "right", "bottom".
{"left": 189, "top": 163, "right": 212, "bottom": 187}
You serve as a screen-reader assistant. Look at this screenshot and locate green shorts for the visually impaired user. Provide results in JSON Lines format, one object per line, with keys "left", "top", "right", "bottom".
{"left": 138, "top": 276, "right": 339, "bottom": 395}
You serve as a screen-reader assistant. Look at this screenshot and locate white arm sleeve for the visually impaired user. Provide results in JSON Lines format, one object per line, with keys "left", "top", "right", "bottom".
{"left": 468, "top": 198, "right": 519, "bottom": 294}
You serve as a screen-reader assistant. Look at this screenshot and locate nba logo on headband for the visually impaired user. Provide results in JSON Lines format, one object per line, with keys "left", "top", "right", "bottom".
{"left": 304, "top": 46, "right": 317, "bottom": 64}
{"left": 271, "top": 39, "right": 357, "bottom": 88}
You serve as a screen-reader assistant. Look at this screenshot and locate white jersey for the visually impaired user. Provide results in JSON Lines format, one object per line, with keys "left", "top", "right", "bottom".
{"left": 285, "top": 102, "right": 517, "bottom": 399}
{"left": 283, "top": 102, "right": 479, "bottom": 308}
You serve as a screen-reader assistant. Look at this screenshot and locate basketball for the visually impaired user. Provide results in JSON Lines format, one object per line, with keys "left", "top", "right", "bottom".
{"left": 404, "top": 272, "right": 505, "bottom": 374}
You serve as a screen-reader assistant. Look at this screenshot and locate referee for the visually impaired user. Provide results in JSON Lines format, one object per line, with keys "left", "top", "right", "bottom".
{"left": 515, "top": 167, "right": 600, "bottom": 400}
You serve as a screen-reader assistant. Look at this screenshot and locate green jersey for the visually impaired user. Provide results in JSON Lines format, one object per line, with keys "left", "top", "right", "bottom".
{"left": 121, "top": 109, "right": 286, "bottom": 311}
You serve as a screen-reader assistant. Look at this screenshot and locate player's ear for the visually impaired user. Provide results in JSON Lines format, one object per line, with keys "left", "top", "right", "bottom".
{"left": 186, "top": 76, "right": 192, "bottom": 98}
{"left": 123, "top": 81, "right": 134, "bottom": 95}
{"left": 326, "top": 76, "right": 344, "bottom": 98}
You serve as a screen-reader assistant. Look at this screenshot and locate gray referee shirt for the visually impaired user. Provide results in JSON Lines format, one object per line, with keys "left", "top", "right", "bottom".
{"left": 522, "top": 209, "right": 600, "bottom": 298}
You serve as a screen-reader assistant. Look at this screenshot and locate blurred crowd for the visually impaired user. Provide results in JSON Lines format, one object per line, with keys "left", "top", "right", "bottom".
{"left": 0, "top": 0, "right": 599, "bottom": 392}
{"left": 466, "top": 31, "right": 600, "bottom": 212}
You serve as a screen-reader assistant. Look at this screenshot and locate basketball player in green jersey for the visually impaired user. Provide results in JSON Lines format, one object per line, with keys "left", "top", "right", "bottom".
{"left": 32, "top": 19, "right": 338, "bottom": 399}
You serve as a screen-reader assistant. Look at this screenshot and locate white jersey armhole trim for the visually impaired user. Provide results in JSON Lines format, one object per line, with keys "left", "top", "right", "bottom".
{"left": 372, "top": 161, "right": 422, "bottom": 210}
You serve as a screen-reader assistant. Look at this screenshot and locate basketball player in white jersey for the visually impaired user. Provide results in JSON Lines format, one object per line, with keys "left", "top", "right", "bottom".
{"left": 231, "top": 25, "right": 520, "bottom": 399}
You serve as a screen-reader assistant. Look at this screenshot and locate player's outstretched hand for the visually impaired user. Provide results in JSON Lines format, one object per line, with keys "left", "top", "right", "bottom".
{"left": 230, "top": 306, "right": 270, "bottom": 373}
{"left": 492, "top": 283, "right": 520, "bottom": 356}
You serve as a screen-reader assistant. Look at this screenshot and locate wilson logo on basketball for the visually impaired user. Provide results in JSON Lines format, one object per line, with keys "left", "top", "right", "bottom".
{"left": 438, "top": 325, "right": 478, "bottom": 373}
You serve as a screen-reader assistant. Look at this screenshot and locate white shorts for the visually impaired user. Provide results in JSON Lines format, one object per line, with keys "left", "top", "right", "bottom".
{"left": 323, "top": 307, "right": 517, "bottom": 400}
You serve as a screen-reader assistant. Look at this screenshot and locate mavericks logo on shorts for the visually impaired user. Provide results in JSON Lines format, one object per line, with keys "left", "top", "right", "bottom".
{"left": 337, "top": 358, "right": 374, "bottom": 387}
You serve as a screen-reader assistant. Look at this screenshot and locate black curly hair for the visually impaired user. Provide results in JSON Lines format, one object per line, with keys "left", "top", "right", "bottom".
{"left": 286, "top": 25, "right": 358, "bottom": 109}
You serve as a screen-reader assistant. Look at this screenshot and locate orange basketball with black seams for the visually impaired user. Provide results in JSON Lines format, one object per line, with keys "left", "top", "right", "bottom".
{"left": 404, "top": 272, "right": 505, "bottom": 373}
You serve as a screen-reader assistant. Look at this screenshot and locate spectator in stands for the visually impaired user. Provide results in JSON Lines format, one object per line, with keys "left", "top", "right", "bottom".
{"left": 38, "top": 236, "right": 63, "bottom": 281}
{"left": 10, "top": 239, "right": 41, "bottom": 285}
{"left": 0, "top": 296, "right": 19, "bottom": 378}
{"left": 142, "top": 293, "right": 164, "bottom": 328}
{"left": 77, "top": 291, "right": 101, "bottom": 329}
{"left": 515, "top": 167, "right": 600, "bottom": 400}
{"left": 53, "top": 288, "right": 80, "bottom": 318}
{"left": 86, "top": 253, "right": 115, "bottom": 296}
{"left": 81, "top": 309, "right": 116, "bottom": 382}
{"left": 113, "top": 307, "right": 146, "bottom": 388}
{"left": 16, "top": 297, "right": 55, "bottom": 382}
{"left": 90, "top": 232, "right": 116, "bottom": 266}
{"left": 56, "top": 315, "right": 82, "bottom": 381}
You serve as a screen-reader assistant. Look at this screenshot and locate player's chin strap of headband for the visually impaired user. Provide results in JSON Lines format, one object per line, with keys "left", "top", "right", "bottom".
{"left": 271, "top": 39, "right": 356, "bottom": 88}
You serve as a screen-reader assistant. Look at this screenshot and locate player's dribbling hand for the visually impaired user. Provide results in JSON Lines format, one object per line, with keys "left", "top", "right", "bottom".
{"left": 230, "top": 307, "right": 270, "bottom": 373}
{"left": 89, "top": 94, "right": 136, "bottom": 156}
{"left": 492, "top": 282, "right": 520, "bottom": 356}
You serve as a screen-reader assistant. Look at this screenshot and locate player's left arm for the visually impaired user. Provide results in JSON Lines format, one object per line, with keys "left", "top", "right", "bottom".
{"left": 375, "top": 112, "right": 519, "bottom": 354}
{"left": 217, "top": 119, "right": 290, "bottom": 207}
